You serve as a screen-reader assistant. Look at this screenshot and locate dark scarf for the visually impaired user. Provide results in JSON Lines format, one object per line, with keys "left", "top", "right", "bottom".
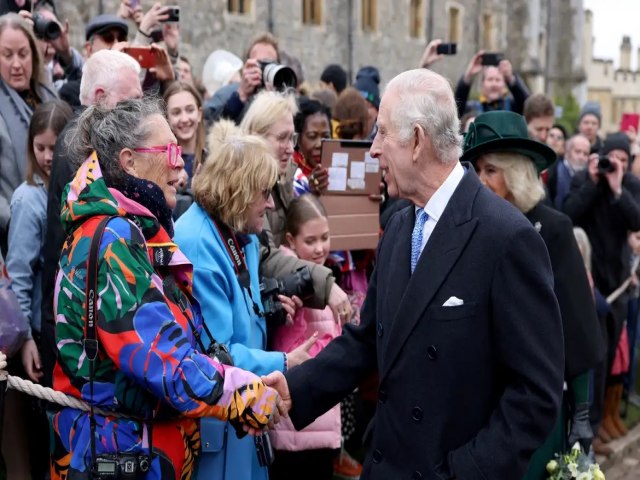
{"left": 119, "top": 173, "right": 175, "bottom": 238}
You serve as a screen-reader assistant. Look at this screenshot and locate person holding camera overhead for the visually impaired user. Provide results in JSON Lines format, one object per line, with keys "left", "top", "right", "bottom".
{"left": 454, "top": 49, "right": 530, "bottom": 118}
{"left": 563, "top": 132, "right": 640, "bottom": 445}
{"left": 0, "top": 12, "right": 57, "bottom": 256}
{"left": 174, "top": 120, "right": 318, "bottom": 480}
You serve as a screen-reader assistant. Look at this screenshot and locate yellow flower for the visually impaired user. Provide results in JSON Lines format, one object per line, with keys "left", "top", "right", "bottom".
{"left": 546, "top": 460, "right": 558, "bottom": 474}
{"left": 593, "top": 469, "right": 605, "bottom": 480}
{"left": 568, "top": 462, "right": 579, "bottom": 477}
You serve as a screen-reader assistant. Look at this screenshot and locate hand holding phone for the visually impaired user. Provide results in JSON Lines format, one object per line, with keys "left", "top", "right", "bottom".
{"left": 481, "top": 52, "right": 504, "bottom": 66}
{"left": 160, "top": 5, "right": 180, "bottom": 23}
{"left": 123, "top": 46, "right": 156, "bottom": 69}
{"left": 436, "top": 43, "right": 457, "bottom": 55}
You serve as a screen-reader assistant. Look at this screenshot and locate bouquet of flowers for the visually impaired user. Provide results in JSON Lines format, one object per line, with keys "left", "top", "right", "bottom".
{"left": 546, "top": 443, "right": 605, "bottom": 480}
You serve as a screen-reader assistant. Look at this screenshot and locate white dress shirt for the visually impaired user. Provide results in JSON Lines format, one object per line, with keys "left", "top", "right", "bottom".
{"left": 415, "top": 162, "right": 465, "bottom": 254}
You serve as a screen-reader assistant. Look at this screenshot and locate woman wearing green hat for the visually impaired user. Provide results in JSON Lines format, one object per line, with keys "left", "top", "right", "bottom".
{"left": 461, "top": 110, "right": 605, "bottom": 479}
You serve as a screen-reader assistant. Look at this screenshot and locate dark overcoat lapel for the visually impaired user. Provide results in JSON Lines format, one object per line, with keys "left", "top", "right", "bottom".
{"left": 381, "top": 168, "right": 481, "bottom": 380}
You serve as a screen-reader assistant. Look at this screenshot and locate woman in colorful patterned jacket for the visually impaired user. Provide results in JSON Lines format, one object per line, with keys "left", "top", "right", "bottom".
{"left": 49, "top": 97, "right": 279, "bottom": 480}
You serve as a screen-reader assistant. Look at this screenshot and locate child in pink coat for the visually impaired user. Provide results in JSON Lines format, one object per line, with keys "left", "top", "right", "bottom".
{"left": 269, "top": 194, "right": 342, "bottom": 480}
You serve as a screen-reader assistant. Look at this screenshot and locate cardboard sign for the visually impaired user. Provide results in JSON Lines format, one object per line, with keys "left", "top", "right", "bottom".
{"left": 319, "top": 139, "right": 381, "bottom": 250}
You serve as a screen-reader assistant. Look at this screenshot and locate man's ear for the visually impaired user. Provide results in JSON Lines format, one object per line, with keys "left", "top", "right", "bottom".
{"left": 94, "top": 87, "right": 107, "bottom": 104}
{"left": 412, "top": 124, "right": 427, "bottom": 163}
{"left": 119, "top": 148, "right": 136, "bottom": 176}
{"left": 84, "top": 41, "right": 92, "bottom": 58}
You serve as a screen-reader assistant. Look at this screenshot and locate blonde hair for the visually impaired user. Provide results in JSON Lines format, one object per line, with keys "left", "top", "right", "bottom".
{"left": 193, "top": 120, "right": 278, "bottom": 232}
{"left": 239, "top": 90, "right": 298, "bottom": 137}
{"left": 479, "top": 152, "right": 545, "bottom": 213}
{"left": 573, "top": 227, "right": 592, "bottom": 273}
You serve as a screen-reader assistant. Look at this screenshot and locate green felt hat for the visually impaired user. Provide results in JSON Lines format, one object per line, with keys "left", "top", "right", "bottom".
{"left": 460, "top": 111, "right": 556, "bottom": 172}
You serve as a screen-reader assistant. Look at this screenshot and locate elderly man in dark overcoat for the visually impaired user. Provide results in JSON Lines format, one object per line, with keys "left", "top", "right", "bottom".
{"left": 264, "top": 68, "right": 564, "bottom": 480}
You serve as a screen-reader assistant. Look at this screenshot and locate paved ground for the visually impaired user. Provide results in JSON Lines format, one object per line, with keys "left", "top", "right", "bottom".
{"left": 602, "top": 424, "right": 640, "bottom": 480}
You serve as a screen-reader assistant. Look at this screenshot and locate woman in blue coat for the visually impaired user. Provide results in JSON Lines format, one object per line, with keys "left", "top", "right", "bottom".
{"left": 174, "top": 120, "right": 317, "bottom": 480}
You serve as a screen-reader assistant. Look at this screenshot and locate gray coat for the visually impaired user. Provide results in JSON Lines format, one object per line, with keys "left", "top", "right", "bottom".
{"left": 0, "top": 79, "right": 57, "bottom": 233}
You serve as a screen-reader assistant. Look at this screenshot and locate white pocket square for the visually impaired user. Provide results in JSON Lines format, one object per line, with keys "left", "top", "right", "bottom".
{"left": 442, "top": 296, "right": 464, "bottom": 307}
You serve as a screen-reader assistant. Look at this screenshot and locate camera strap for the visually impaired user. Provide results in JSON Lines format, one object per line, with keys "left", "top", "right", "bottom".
{"left": 83, "top": 216, "right": 154, "bottom": 475}
{"left": 83, "top": 215, "right": 113, "bottom": 473}
{"left": 210, "top": 215, "right": 262, "bottom": 318}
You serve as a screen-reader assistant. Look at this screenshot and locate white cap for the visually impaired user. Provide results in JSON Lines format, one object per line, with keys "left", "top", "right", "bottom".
{"left": 202, "top": 50, "right": 244, "bottom": 97}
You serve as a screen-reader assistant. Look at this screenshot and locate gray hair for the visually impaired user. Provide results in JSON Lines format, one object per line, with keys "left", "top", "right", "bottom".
{"left": 68, "top": 97, "right": 164, "bottom": 186}
{"left": 565, "top": 133, "right": 589, "bottom": 153}
{"left": 385, "top": 69, "right": 462, "bottom": 164}
{"left": 79, "top": 49, "right": 141, "bottom": 106}
{"left": 480, "top": 152, "right": 545, "bottom": 213}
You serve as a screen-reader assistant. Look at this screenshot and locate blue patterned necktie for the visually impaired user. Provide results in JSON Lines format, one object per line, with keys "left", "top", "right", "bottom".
{"left": 411, "top": 208, "right": 429, "bottom": 274}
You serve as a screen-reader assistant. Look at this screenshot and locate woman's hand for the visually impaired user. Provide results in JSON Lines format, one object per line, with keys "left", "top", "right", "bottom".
{"left": 278, "top": 295, "right": 302, "bottom": 326}
{"left": 138, "top": 3, "right": 169, "bottom": 37}
{"left": 286, "top": 332, "right": 318, "bottom": 368}
{"left": 463, "top": 50, "right": 485, "bottom": 84}
{"left": 21, "top": 338, "right": 42, "bottom": 383}
{"left": 328, "top": 283, "right": 352, "bottom": 324}
{"left": 419, "top": 39, "right": 444, "bottom": 69}
{"left": 309, "top": 166, "right": 329, "bottom": 195}
{"left": 149, "top": 43, "right": 174, "bottom": 82}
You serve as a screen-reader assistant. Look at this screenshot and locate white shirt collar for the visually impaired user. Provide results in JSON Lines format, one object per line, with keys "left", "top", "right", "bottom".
{"left": 416, "top": 162, "right": 465, "bottom": 222}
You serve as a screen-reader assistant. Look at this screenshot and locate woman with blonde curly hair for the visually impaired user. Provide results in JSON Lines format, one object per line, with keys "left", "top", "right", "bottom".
{"left": 174, "top": 120, "right": 317, "bottom": 480}
{"left": 461, "top": 110, "right": 605, "bottom": 479}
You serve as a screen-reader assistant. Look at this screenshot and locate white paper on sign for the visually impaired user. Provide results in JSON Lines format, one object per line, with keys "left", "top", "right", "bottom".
{"left": 364, "top": 152, "right": 379, "bottom": 173}
{"left": 328, "top": 167, "right": 347, "bottom": 191}
{"left": 347, "top": 178, "right": 366, "bottom": 190}
{"left": 350, "top": 161, "right": 365, "bottom": 179}
{"left": 332, "top": 152, "right": 349, "bottom": 168}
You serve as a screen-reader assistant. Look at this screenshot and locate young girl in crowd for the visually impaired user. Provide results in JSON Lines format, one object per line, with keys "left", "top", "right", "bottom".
{"left": 163, "top": 81, "right": 205, "bottom": 218}
{"left": 269, "top": 194, "right": 342, "bottom": 480}
{"left": 4, "top": 99, "right": 72, "bottom": 479}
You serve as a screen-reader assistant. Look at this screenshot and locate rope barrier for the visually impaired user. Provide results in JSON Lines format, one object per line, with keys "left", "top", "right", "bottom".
{"left": 0, "top": 352, "right": 126, "bottom": 418}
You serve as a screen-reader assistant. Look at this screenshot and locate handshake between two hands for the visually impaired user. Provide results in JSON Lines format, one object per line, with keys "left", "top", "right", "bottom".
{"left": 241, "top": 371, "right": 293, "bottom": 436}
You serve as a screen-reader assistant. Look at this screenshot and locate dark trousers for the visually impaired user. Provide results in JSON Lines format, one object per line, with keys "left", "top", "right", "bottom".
{"left": 269, "top": 448, "right": 338, "bottom": 480}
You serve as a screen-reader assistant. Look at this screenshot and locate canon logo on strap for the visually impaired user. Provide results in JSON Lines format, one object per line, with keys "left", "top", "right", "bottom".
{"left": 227, "top": 238, "right": 242, "bottom": 267}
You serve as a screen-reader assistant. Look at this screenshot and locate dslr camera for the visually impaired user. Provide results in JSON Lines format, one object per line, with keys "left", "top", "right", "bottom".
{"left": 598, "top": 155, "right": 616, "bottom": 175}
{"left": 93, "top": 453, "right": 150, "bottom": 480}
{"left": 260, "top": 267, "right": 314, "bottom": 326}
{"left": 33, "top": 13, "right": 61, "bottom": 41}
{"left": 259, "top": 61, "right": 297, "bottom": 91}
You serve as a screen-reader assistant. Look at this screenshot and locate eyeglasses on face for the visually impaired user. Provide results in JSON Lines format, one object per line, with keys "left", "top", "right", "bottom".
{"left": 133, "top": 142, "right": 183, "bottom": 168}
{"left": 269, "top": 132, "right": 299, "bottom": 146}
{"left": 95, "top": 30, "right": 127, "bottom": 44}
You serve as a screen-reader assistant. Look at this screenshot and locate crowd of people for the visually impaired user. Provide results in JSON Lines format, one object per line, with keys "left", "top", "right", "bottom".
{"left": 0, "top": 1, "right": 639, "bottom": 479}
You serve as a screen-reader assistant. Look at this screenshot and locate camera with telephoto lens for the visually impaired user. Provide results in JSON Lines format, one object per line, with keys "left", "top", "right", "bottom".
{"left": 93, "top": 453, "right": 150, "bottom": 479}
{"left": 33, "top": 13, "right": 61, "bottom": 41}
{"left": 258, "top": 61, "right": 297, "bottom": 91}
{"left": 598, "top": 155, "right": 616, "bottom": 175}
{"left": 260, "top": 267, "right": 314, "bottom": 326}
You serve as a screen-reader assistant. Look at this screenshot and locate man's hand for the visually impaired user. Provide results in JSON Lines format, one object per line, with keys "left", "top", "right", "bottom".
{"left": 238, "top": 58, "right": 263, "bottom": 103}
{"left": 463, "top": 50, "right": 485, "bottom": 84}
{"left": 118, "top": 0, "right": 143, "bottom": 25}
{"left": 419, "top": 39, "right": 444, "bottom": 69}
{"left": 262, "top": 371, "right": 292, "bottom": 419}
{"left": 278, "top": 294, "right": 303, "bottom": 326}
{"left": 604, "top": 156, "right": 624, "bottom": 197}
{"left": 149, "top": 43, "right": 174, "bottom": 82}
{"left": 587, "top": 153, "right": 600, "bottom": 185}
{"left": 138, "top": 3, "right": 169, "bottom": 37}
{"left": 50, "top": 19, "right": 72, "bottom": 64}
{"left": 498, "top": 59, "right": 515, "bottom": 85}
{"left": 21, "top": 338, "right": 42, "bottom": 383}
{"left": 286, "top": 332, "right": 318, "bottom": 368}
{"left": 328, "top": 283, "right": 352, "bottom": 324}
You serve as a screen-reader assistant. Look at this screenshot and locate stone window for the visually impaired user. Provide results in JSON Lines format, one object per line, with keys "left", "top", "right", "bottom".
{"left": 409, "top": 0, "right": 424, "bottom": 39}
{"left": 482, "top": 13, "right": 494, "bottom": 50}
{"left": 362, "top": 0, "right": 377, "bottom": 33}
{"left": 303, "top": 0, "right": 323, "bottom": 25}
{"left": 228, "top": 0, "right": 251, "bottom": 14}
{"left": 447, "top": 5, "right": 461, "bottom": 44}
